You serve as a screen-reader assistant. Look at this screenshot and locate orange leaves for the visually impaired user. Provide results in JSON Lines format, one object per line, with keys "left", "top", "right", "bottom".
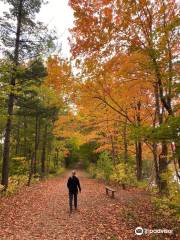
{"left": 53, "top": 112, "right": 87, "bottom": 146}
{"left": 63, "top": 148, "right": 70, "bottom": 157}
{"left": 45, "top": 56, "right": 73, "bottom": 95}
{"left": 103, "top": 7, "right": 112, "bottom": 20}
{"left": 101, "top": 0, "right": 112, "bottom": 4}
{"left": 95, "top": 144, "right": 112, "bottom": 153}
{"left": 62, "top": 0, "right": 179, "bottom": 160}
{"left": 69, "top": 0, "right": 116, "bottom": 59}
{"left": 2, "top": 170, "right": 176, "bottom": 239}
{"left": 45, "top": 56, "right": 62, "bottom": 92}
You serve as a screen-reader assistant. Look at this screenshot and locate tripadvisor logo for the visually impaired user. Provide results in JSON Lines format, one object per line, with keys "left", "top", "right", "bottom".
{"left": 135, "top": 226, "right": 173, "bottom": 235}
{"left": 135, "top": 227, "right": 144, "bottom": 236}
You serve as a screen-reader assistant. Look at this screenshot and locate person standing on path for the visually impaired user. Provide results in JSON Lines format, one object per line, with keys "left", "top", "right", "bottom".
{"left": 67, "top": 170, "right": 81, "bottom": 214}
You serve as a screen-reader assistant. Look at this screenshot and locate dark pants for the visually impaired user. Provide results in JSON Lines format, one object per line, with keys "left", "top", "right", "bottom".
{"left": 69, "top": 192, "right": 78, "bottom": 211}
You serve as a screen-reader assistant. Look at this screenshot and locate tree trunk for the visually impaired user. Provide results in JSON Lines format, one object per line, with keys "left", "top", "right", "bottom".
{"left": 135, "top": 101, "right": 142, "bottom": 180}
{"left": 47, "top": 144, "right": 52, "bottom": 176}
{"left": 151, "top": 56, "right": 173, "bottom": 115}
{"left": 56, "top": 150, "right": 59, "bottom": 168}
{"left": 154, "top": 83, "right": 169, "bottom": 194}
{"left": 27, "top": 152, "right": 35, "bottom": 186}
{"left": 159, "top": 143, "right": 168, "bottom": 194}
{"left": 1, "top": 96, "right": 14, "bottom": 189}
{"left": 111, "top": 135, "right": 116, "bottom": 165}
{"left": 135, "top": 141, "right": 142, "bottom": 180}
{"left": 15, "top": 118, "right": 21, "bottom": 155}
{"left": 152, "top": 142, "right": 161, "bottom": 187}
{"left": 41, "top": 123, "right": 48, "bottom": 178}
{"left": 37, "top": 117, "right": 41, "bottom": 175}
{"left": 47, "top": 155, "right": 50, "bottom": 176}
{"left": 33, "top": 114, "right": 40, "bottom": 174}
{"left": 23, "top": 115, "right": 27, "bottom": 159}
{"left": 1, "top": 0, "right": 23, "bottom": 190}
{"left": 175, "top": 144, "right": 180, "bottom": 168}
{"left": 123, "top": 117, "right": 128, "bottom": 163}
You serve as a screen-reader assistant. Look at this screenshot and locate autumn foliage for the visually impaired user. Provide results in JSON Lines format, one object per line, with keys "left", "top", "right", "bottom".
{"left": 0, "top": 0, "right": 179, "bottom": 239}
{"left": 60, "top": 0, "right": 179, "bottom": 191}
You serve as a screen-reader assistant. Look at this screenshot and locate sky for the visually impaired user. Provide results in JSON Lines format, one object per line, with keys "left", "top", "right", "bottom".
{"left": 0, "top": 0, "right": 74, "bottom": 57}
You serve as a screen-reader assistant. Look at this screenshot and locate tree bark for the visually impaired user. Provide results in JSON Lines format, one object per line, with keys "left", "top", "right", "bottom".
{"left": 56, "top": 150, "right": 59, "bottom": 168}
{"left": 151, "top": 56, "right": 173, "bottom": 116}
{"left": 27, "top": 152, "right": 35, "bottom": 186}
{"left": 23, "top": 115, "right": 27, "bottom": 159}
{"left": 152, "top": 142, "right": 161, "bottom": 187}
{"left": 111, "top": 135, "right": 116, "bottom": 165}
{"left": 154, "top": 83, "right": 169, "bottom": 194}
{"left": 159, "top": 143, "right": 168, "bottom": 194}
{"left": 41, "top": 123, "right": 48, "bottom": 177}
{"left": 135, "top": 141, "right": 143, "bottom": 180}
{"left": 1, "top": 0, "right": 23, "bottom": 189}
{"left": 37, "top": 117, "right": 41, "bottom": 175}
{"left": 135, "top": 101, "right": 142, "bottom": 180}
{"left": 34, "top": 114, "right": 40, "bottom": 174}
{"left": 15, "top": 118, "right": 21, "bottom": 155}
{"left": 123, "top": 117, "right": 128, "bottom": 163}
{"left": 1, "top": 97, "right": 15, "bottom": 189}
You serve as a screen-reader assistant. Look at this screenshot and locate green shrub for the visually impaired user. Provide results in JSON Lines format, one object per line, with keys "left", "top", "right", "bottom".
{"left": 153, "top": 170, "right": 180, "bottom": 219}
{"left": 49, "top": 168, "right": 57, "bottom": 174}
{"left": 55, "top": 167, "right": 64, "bottom": 176}
{"left": 88, "top": 163, "right": 97, "bottom": 178}
{"left": 10, "top": 156, "right": 28, "bottom": 175}
{"left": 87, "top": 152, "right": 113, "bottom": 181}
{"left": 110, "top": 163, "right": 137, "bottom": 187}
{"left": 142, "top": 159, "right": 153, "bottom": 178}
{"left": 82, "top": 158, "right": 90, "bottom": 169}
{"left": 48, "top": 165, "right": 64, "bottom": 176}
{"left": 96, "top": 152, "right": 113, "bottom": 181}
{"left": 6, "top": 175, "right": 33, "bottom": 194}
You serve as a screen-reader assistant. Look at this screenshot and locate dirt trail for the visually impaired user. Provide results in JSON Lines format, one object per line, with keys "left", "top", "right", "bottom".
{"left": 0, "top": 171, "right": 178, "bottom": 240}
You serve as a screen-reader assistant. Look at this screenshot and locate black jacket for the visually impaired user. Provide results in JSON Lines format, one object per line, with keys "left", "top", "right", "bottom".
{"left": 67, "top": 176, "right": 81, "bottom": 193}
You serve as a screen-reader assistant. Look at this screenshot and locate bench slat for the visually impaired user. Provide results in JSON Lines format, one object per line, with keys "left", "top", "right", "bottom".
{"left": 105, "top": 186, "right": 116, "bottom": 192}
{"left": 105, "top": 186, "right": 116, "bottom": 198}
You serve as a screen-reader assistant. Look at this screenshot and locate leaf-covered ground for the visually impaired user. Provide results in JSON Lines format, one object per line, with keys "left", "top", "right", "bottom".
{"left": 0, "top": 171, "right": 178, "bottom": 240}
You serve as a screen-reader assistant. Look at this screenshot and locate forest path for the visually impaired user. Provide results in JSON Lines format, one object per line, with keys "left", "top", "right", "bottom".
{"left": 0, "top": 170, "right": 177, "bottom": 240}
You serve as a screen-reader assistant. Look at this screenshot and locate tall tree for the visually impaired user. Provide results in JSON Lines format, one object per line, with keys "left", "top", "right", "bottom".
{"left": 69, "top": 0, "right": 179, "bottom": 193}
{"left": 0, "top": 0, "right": 55, "bottom": 189}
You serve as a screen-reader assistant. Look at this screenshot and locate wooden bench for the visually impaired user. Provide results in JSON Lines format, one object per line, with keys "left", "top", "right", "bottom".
{"left": 105, "top": 186, "right": 116, "bottom": 198}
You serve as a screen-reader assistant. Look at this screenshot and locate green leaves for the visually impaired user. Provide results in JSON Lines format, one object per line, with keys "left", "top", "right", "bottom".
{"left": 130, "top": 116, "right": 180, "bottom": 143}
{"left": 111, "top": 163, "right": 136, "bottom": 186}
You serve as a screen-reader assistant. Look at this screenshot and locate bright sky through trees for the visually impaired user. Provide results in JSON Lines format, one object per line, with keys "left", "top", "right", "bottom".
{"left": 0, "top": 0, "right": 74, "bottom": 57}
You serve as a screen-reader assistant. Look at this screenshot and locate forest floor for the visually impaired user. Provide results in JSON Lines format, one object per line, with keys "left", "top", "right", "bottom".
{"left": 0, "top": 170, "right": 178, "bottom": 240}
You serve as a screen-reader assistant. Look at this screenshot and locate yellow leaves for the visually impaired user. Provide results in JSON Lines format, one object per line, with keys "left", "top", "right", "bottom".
{"left": 0, "top": 184, "right": 4, "bottom": 192}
